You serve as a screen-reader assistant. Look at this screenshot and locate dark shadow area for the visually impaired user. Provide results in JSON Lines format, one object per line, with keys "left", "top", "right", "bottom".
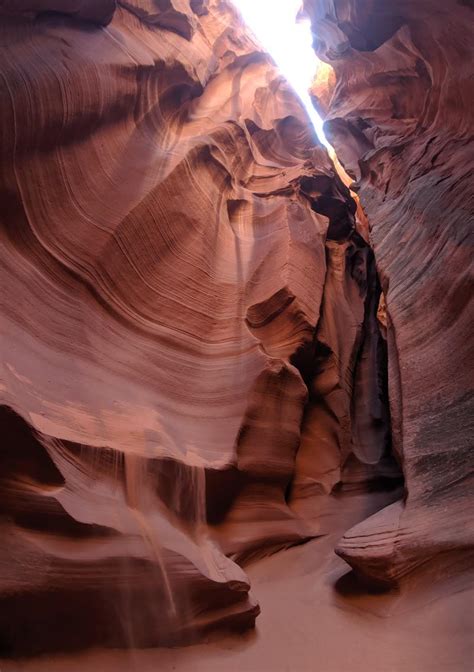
{"left": 334, "top": 569, "right": 394, "bottom": 597}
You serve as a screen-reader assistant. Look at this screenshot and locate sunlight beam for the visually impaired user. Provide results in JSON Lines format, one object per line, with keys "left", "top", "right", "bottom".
{"left": 230, "top": 0, "right": 329, "bottom": 147}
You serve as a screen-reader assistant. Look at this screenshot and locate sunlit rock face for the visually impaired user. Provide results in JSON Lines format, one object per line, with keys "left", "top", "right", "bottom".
{"left": 306, "top": 0, "right": 474, "bottom": 583}
{"left": 0, "top": 0, "right": 402, "bottom": 654}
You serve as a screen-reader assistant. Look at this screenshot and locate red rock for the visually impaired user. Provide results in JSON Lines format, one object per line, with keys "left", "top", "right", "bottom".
{"left": 305, "top": 0, "right": 474, "bottom": 583}
{"left": 0, "top": 0, "right": 396, "bottom": 653}
{"left": 7, "top": 0, "right": 467, "bottom": 657}
{"left": 0, "top": 0, "right": 116, "bottom": 25}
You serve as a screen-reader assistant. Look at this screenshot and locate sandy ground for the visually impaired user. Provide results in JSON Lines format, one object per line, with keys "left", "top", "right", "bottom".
{"left": 2, "top": 496, "right": 473, "bottom": 672}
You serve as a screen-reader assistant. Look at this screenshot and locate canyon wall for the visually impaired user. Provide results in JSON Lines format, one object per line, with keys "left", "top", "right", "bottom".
{"left": 0, "top": 0, "right": 399, "bottom": 655}
{"left": 306, "top": 0, "right": 474, "bottom": 582}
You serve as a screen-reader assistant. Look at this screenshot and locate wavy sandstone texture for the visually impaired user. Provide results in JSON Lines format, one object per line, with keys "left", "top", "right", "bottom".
{"left": 306, "top": 0, "right": 474, "bottom": 583}
{"left": 0, "top": 0, "right": 402, "bottom": 655}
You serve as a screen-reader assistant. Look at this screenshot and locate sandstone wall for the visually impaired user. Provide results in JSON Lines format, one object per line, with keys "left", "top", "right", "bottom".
{"left": 306, "top": 0, "right": 474, "bottom": 582}
{"left": 0, "top": 0, "right": 398, "bottom": 653}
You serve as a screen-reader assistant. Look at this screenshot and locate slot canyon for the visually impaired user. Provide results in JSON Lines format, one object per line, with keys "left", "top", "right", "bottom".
{"left": 0, "top": 0, "right": 472, "bottom": 670}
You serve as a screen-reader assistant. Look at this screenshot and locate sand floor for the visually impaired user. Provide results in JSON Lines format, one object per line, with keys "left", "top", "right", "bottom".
{"left": 2, "top": 496, "right": 473, "bottom": 672}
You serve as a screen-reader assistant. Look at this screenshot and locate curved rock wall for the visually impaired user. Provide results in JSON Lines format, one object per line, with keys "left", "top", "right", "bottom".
{"left": 305, "top": 0, "right": 474, "bottom": 582}
{"left": 0, "top": 0, "right": 400, "bottom": 654}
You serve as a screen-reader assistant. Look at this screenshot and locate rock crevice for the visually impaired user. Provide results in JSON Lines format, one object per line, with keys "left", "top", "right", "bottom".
{"left": 306, "top": 0, "right": 474, "bottom": 583}
{"left": 1, "top": 0, "right": 470, "bottom": 656}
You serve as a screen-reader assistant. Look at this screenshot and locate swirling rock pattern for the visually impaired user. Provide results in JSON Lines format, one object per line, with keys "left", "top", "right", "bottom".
{"left": 306, "top": 0, "right": 474, "bottom": 583}
{"left": 0, "top": 0, "right": 400, "bottom": 655}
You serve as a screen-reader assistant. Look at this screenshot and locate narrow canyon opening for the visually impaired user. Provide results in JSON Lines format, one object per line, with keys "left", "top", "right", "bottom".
{"left": 0, "top": 1, "right": 472, "bottom": 671}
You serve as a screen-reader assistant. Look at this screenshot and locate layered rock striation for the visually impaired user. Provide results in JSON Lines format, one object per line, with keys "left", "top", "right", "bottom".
{"left": 0, "top": 0, "right": 404, "bottom": 654}
{"left": 306, "top": 0, "right": 474, "bottom": 583}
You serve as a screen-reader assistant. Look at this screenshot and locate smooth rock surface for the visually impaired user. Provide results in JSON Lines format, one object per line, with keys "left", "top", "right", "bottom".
{"left": 0, "top": 0, "right": 397, "bottom": 653}
{"left": 306, "top": 0, "right": 474, "bottom": 582}
{"left": 2, "top": 491, "right": 472, "bottom": 671}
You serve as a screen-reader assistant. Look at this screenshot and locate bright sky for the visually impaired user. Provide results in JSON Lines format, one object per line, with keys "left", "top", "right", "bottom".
{"left": 230, "top": 0, "right": 328, "bottom": 146}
